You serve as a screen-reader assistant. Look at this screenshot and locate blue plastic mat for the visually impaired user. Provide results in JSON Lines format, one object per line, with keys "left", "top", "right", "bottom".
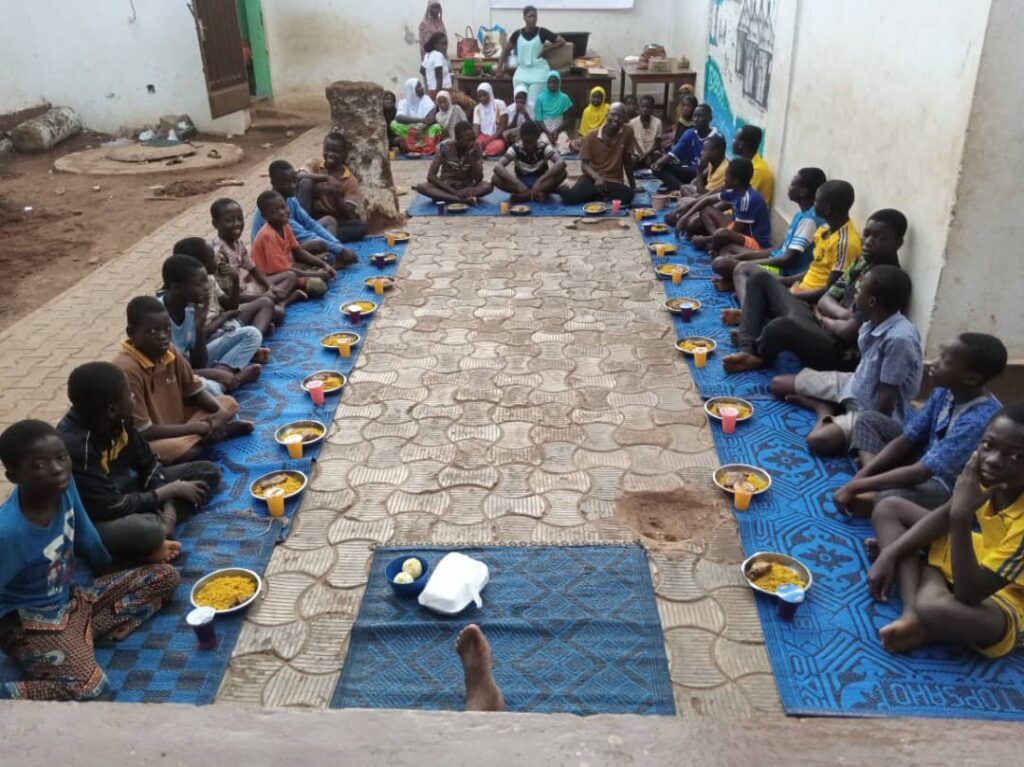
{"left": 0, "top": 236, "right": 408, "bottom": 703}
{"left": 708, "top": 400, "right": 1024, "bottom": 719}
{"left": 330, "top": 544, "right": 676, "bottom": 715}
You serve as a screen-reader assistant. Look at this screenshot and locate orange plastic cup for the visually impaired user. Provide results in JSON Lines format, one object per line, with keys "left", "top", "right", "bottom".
{"left": 500, "top": 201, "right": 510, "bottom": 215}
{"left": 734, "top": 489, "right": 752, "bottom": 511}
{"left": 655, "top": 244, "right": 667, "bottom": 257}
{"left": 337, "top": 339, "right": 352, "bottom": 358}
{"left": 634, "top": 209, "right": 644, "bottom": 221}
{"left": 388, "top": 149, "right": 397, "bottom": 161}
{"left": 386, "top": 232, "right": 396, "bottom": 247}
{"left": 266, "top": 488, "right": 285, "bottom": 517}
{"left": 284, "top": 434, "right": 303, "bottom": 459}
{"left": 373, "top": 278, "right": 386, "bottom": 295}
{"left": 671, "top": 269, "right": 682, "bottom": 285}
{"left": 693, "top": 346, "right": 708, "bottom": 368}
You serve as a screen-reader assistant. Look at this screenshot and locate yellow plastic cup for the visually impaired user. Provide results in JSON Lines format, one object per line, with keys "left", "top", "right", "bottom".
{"left": 671, "top": 269, "right": 682, "bottom": 285}
{"left": 389, "top": 149, "right": 397, "bottom": 161}
{"left": 337, "top": 339, "right": 351, "bottom": 358}
{"left": 266, "top": 488, "right": 285, "bottom": 517}
{"left": 284, "top": 434, "right": 303, "bottom": 459}
{"left": 693, "top": 346, "right": 708, "bottom": 368}
{"left": 500, "top": 201, "right": 510, "bottom": 215}
{"left": 634, "top": 209, "right": 644, "bottom": 221}
{"left": 655, "top": 244, "right": 667, "bottom": 257}
{"left": 734, "top": 489, "right": 752, "bottom": 511}
{"left": 386, "top": 232, "right": 396, "bottom": 247}
{"left": 373, "top": 278, "right": 386, "bottom": 295}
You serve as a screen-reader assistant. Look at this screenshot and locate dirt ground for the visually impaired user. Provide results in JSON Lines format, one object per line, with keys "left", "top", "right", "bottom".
{"left": 615, "top": 486, "right": 728, "bottom": 552}
{"left": 0, "top": 126, "right": 292, "bottom": 332}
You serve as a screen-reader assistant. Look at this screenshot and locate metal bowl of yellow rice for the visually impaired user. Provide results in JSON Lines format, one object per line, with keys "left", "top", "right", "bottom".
{"left": 741, "top": 552, "right": 813, "bottom": 597}
{"left": 190, "top": 567, "right": 263, "bottom": 615}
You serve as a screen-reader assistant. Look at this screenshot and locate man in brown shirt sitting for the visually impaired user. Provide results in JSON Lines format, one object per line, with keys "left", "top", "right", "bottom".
{"left": 113, "top": 296, "right": 254, "bottom": 463}
{"left": 296, "top": 131, "right": 368, "bottom": 242}
{"left": 558, "top": 102, "right": 637, "bottom": 205}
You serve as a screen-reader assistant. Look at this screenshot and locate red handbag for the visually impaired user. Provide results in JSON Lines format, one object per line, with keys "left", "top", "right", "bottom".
{"left": 456, "top": 26, "right": 480, "bottom": 58}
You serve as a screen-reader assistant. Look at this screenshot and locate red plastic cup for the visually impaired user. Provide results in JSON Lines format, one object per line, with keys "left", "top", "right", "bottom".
{"left": 187, "top": 606, "right": 217, "bottom": 650}
{"left": 680, "top": 305, "right": 694, "bottom": 322}
{"left": 306, "top": 379, "right": 325, "bottom": 406}
{"left": 611, "top": 199, "right": 622, "bottom": 214}
{"left": 719, "top": 406, "right": 739, "bottom": 434}
{"left": 348, "top": 307, "right": 363, "bottom": 324}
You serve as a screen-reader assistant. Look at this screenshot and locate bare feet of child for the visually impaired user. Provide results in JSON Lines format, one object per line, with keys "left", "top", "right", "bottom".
{"left": 285, "top": 290, "right": 308, "bottom": 306}
{"left": 729, "top": 329, "right": 741, "bottom": 347}
{"left": 879, "top": 614, "right": 930, "bottom": 653}
{"left": 722, "top": 351, "right": 765, "bottom": 373}
{"left": 712, "top": 277, "right": 733, "bottom": 292}
{"left": 691, "top": 235, "right": 711, "bottom": 249}
{"left": 720, "top": 307, "right": 741, "bottom": 325}
{"left": 338, "top": 248, "right": 358, "bottom": 268}
{"left": 273, "top": 305, "right": 286, "bottom": 324}
{"left": 456, "top": 624, "right": 505, "bottom": 712}
{"left": 223, "top": 419, "right": 256, "bottom": 439}
{"left": 864, "top": 537, "right": 880, "bottom": 562}
{"left": 253, "top": 348, "right": 272, "bottom": 363}
{"left": 143, "top": 539, "right": 182, "bottom": 564}
{"left": 237, "top": 364, "right": 262, "bottom": 385}
{"left": 784, "top": 393, "right": 835, "bottom": 420}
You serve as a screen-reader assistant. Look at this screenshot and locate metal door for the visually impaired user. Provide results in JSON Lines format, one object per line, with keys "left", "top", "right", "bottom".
{"left": 189, "top": 0, "right": 251, "bottom": 118}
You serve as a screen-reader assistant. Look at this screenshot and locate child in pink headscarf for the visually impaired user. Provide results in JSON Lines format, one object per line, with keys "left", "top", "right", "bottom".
{"left": 419, "top": 2, "right": 446, "bottom": 56}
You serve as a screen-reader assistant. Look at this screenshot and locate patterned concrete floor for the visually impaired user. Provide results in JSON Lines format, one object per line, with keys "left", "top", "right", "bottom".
{"left": 217, "top": 157, "right": 780, "bottom": 715}
{"left": 0, "top": 129, "right": 778, "bottom": 716}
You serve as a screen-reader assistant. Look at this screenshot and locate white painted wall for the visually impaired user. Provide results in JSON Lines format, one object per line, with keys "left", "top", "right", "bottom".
{"left": 262, "top": 0, "right": 703, "bottom": 108}
{"left": 930, "top": 0, "right": 1024, "bottom": 359}
{"left": 764, "top": 0, "right": 990, "bottom": 349}
{"left": 0, "top": 0, "right": 248, "bottom": 134}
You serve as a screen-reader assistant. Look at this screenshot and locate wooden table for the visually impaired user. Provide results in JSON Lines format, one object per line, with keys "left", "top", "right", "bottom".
{"left": 617, "top": 59, "right": 697, "bottom": 120}
{"left": 453, "top": 71, "right": 614, "bottom": 122}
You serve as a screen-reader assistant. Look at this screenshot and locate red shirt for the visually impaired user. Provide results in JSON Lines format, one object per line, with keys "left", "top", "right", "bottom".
{"left": 251, "top": 222, "right": 299, "bottom": 275}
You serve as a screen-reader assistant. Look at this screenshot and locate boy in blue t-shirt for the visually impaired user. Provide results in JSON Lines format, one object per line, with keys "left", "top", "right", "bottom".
{"left": 835, "top": 333, "right": 1006, "bottom": 516}
{"left": 652, "top": 103, "right": 719, "bottom": 190}
{"left": 678, "top": 158, "right": 771, "bottom": 253}
{"left": 711, "top": 167, "right": 827, "bottom": 291}
{"left": 0, "top": 420, "right": 179, "bottom": 700}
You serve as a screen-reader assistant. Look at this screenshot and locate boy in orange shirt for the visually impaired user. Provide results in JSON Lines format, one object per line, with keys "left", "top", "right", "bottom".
{"left": 251, "top": 190, "right": 343, "bottom": 299}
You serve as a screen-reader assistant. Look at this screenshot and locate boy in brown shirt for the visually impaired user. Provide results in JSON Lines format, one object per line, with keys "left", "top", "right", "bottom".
{"left": 113, "top": 296, "right": 254, "bottom": 463}
{"left": 558, "top": 102, "right": 637, "bottom": 206}
{"left": 296, "top": 132, "right": 368, "bottom": 242}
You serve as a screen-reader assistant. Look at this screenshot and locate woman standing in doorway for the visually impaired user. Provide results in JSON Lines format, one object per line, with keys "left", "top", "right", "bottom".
{"left": 418, "top": 1, "right": 446, "bottom": 57}
{"left": 497, "top": 5, "right": 566, "bottom": 108}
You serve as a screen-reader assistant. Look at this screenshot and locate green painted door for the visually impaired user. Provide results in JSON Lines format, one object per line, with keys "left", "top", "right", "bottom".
{"left": 236, "top": 0, "right": 272, "bottom": 97}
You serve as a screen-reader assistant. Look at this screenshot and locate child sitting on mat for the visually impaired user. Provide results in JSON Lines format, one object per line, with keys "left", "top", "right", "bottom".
{"left": 673, "top": 158, "right": 771, "bottom": 252}
{"left": 113, "top": 296, "right": 253, "bottom": 464}
{"left": 413, "top": 121, "right": 494, "bottom": 205}
{"left": 57, "top": 362, "right": 221, "bottom": 564}
{"left": 251, "top": 190, "right": 339, "bottom": 299}
{"left": 251, "top": 160, "right": 358, "bottom": 265}
{"left": 835, "top": 333, "right": 1005, "bottom": 516}
{"left": 210, "top": 198, "right": 304, "bottom": 313}
{"left": 160, "top": 253, "right": 264, "bottom": 395}
{"left": 0, "top": 419, "right": 179, "bottom": 701}
{"left": 867, "top": 404, "right": 1024, "bottom": 657}
{"left": 770, "top": 265, "right": 923, "bottom": 457}
{"left": 492, "top": 120, "right": 567, "bottom": 203}
{"left": 296, "top": 132, "right": 369, "bottom": 243}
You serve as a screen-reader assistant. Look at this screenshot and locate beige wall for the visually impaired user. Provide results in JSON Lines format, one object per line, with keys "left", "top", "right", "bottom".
{"left": 262, "top": 0, "right": 705, "bottom": 108}
{"left": 929, "top": 0, "right": 1024, "bottom": 359}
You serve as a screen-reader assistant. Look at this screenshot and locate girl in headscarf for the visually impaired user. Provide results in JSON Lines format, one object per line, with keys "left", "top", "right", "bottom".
{"left": 420, "top": 31, "right": 476, "bottom": 113}
{"left": 391, "top": 78, "right": 441, "bottom": 154}
{"left": 502, "top": 87, "right": 533, "bottom": 145}
{"left": 433, "top": 91, "right": 467, "bottom": 140}
{"left": 497, "top": 5, "right": 566, "bottom": 109}
{"left": 418, "top": 2, "right": 445, "bottom": 57}
{"left": 533, "top": 70, "right": 573, "bottom": 154}
{"left": 570, "top": 86, "right": 609, "bottom": 152}
{"left": 472, "top": 82, "right": 508, "bottom": 157}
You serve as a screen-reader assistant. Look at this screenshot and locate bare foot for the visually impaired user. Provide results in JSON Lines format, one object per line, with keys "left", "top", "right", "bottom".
{"left": 880, "top": 614, "right": 930, "bottom": 653}
{"left": 142, "top": 539, "right": 182, "bottom": 564}
{"left": 692, "top": 235, "right": 711, "bottom": 249}
{"left": 456, "top": 624, "right": 505, "bottom": 712}
{"left": 713, "top": 278, "right": 734, "bottom": 292}
{"left": 533, "top": 192, "right": 548, "bottom": 203}
{"left": 160, "top": 506, "right": 178, "bottom": 536}
{"left": 509, "top": 193, "right": 530, "bottom": 204}
{"left": 253, "top": 347, "right": 271, "bottom": 364}
{"left": 237, "top": 364, "right": 262, "bottom": 385}
{"left": 720, "top": 308, "right": 741, "bottom": 326}
{"left": 729, "top": 329, "right": 741, "bottom": 347}
{"left": 286, "top": 290, "right": 309, "bottom": 306}
{"left": 864, "top": 538, "right": 880, "bottom": 562}
{"left": 224, "top": 419, "right": 256, "bottom": 439}
{"left": 722, "top": 352, "right": 765, "bottom": 373}
{"left": 273, "top": 305, "right": 286, "bottom": 323}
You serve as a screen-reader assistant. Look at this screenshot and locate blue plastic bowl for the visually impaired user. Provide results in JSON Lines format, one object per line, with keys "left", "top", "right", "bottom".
{"left": 385, "top": 556, "right": 430, "bottom": 597}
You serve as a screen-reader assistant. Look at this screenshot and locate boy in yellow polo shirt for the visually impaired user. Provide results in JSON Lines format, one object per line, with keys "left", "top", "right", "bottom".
{"left": 867, "top": 404, "right": 1024, "bottom": 657}
{"left": 732, "top": 124, "right": 773, "bottom": 205}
